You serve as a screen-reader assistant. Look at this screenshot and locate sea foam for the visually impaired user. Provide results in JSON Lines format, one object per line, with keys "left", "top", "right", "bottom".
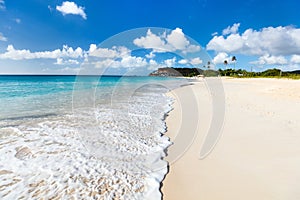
{"left": 0, "top": 76, "right": 184, "bottom": 199}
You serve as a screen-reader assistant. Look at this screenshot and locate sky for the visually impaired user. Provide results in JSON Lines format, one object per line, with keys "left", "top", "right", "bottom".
{"left": 0, "top": 0, "right": 300, "bottom": 74}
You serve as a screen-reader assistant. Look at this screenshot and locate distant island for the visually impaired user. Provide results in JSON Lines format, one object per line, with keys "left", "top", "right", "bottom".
{"left": 149, "top": 67, "right": 300, "bottom": 79}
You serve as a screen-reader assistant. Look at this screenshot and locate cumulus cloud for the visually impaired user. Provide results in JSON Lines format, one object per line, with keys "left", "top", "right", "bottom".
{"left": 178, "top": 59, "right": 188, "bottom": 64}
{"left": 0, "top": 32, "right": 7, "bottom": 41}
{"left": 0, "top": 45, "right": 83, "bottom": 60}
{"left": 94, "top": 56, "right": 148, "bottom": 69}
{"left": 207, "top": 33, "right": 245, "bottom": 54}
{"left": 0, "top": 43, "right": 155, "bottom": 70}
{"left": 222, "top": 23, "right": 240, "bottom": 35}
{"left": 207, "top": 25, "right": 300, "bottom": 56}
{"left": 88, "top": 44, "right": 130, "bottom": 58}
{"left": 250, "top": 54, "right": 288, "bottom": 65}
{"left": 212, "top": 52, "right": 237, "bottom": 65}
{"left": 56, "top": 1, "right": 87, "bottom": 19}
{"left": 164, "top": 57, "right": 177, "bottom": 67}
{"left": 178, "top": 57, "right": 203, "bottom": 66}
{"left": 212, "top": 52, "right": 230, "bottom": 64}
{"left": 148, "top": 59, "right": 160, "bottom": 70}
{"left": 55, "top": 58, "right": 64, "bottom": 65}
{"left": 133, "top": 28, "right": 200, "bottom": 53}
{"left": 166, "top": 28, "right": 190, "bottom": 50}
{"left": 133, "top": 29, "right": 167, "bottom": 51}
{"left": 94, "top": 59, "right": 114, "bottom": 69}
{"left": 0, "top": 41, "right": 204, "bottom": 73}
{"left": 190, "top": 57, "right": 203, "bottom": 65}
{"left": 166, "top": 28, "right": 201, "bottom": 53}
{"left": 120, "top": 56, "right": 148, "bottom": 68}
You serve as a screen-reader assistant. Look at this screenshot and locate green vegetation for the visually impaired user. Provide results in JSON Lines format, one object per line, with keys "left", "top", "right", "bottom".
{"left": 150, "top": 67, "right": 300, "bottom": 79}
{"left": 172, "top": 67, "right": 202, "bottom": 77}
{"left": 218, "top": 68, "right": 300, "bottom": 79}
{"left": 202, "top": 69, "right": 219, "bottom": 77}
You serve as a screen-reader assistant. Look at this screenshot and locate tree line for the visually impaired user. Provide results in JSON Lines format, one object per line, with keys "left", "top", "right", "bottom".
{"left": 218, "top": 68, "right": 300, "bottom": 79}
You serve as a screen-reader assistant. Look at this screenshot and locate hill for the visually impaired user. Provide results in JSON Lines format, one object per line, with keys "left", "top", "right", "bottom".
{"left": 149, "top": 67, "right": 204, "bottom": 77}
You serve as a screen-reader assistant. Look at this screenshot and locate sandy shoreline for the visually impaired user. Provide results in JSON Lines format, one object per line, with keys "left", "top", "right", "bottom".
{"left": 162, "top": 78, "right": 300, "bottom": 200}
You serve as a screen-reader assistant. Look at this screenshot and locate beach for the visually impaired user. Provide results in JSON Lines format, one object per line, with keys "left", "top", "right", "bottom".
{"left": 162, "top": 78, "right": 300, "bottom": 200}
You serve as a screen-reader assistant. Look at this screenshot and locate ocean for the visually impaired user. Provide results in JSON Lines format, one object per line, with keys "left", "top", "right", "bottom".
{"left": 0, "top": 75, "right": 186, "bottom": 200}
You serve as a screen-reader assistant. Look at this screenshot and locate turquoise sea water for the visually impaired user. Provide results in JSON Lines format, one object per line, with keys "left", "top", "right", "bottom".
{"left": 0, "top": 75, "right": 182, "bottom": 119}
{"left": 0, "top": 75, "right": 187, "bottom": 199}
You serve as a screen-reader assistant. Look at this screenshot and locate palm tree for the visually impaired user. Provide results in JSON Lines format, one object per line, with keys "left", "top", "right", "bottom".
{"left": 224, "top": 60, "right": 228, "bottom": 69}
{"left": 207, "top": 61, "right": 211, "bottom": 69}
{"left": 231, "top": 56, "right": 237, "bottom": 69}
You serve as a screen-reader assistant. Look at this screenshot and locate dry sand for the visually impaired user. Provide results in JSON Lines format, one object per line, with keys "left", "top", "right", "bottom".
{"left": 162, "top": 78, "right": 300, "bottom": 200}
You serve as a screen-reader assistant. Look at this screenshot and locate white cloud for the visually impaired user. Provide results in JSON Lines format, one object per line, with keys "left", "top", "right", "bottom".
{"left": 88, "top": 44, "right": 97, "bottom": 53}
{"left": 56, "top": 1, "right": 87, "bottom": 20}
{"left": 0, "top": 32, "right": 7, "bottom": 41}
{"left": 145, "top": 51, "right": 155, "bottom": 59}
{"left": 0, "top": 43, "right": 133, "bottom": 69}
{"left": 212, "top": 52, "right": 230, "bottom": 64}
{"left": 178, "top": 58, "right": 203, "bottom": 66}
{"left": 211, "top": 32, "right": 218, "bottom": 36}
{"left": 0, "top": 45, "right": 83, "bottom": 60}
{"left": 167, "top": 28, "right": 190, "bottom": 50}
{"left": 94, "top": 59, "right": 114, "bottom": 69}
{"left": 89, "top": 47, "right": 118, "bottom": 58}
{"left": 133, "top": 28, "right": 200, "bottom": 53}
{"left": 0, "top": 40, "right": 204, "bottom": 73}
{"left": 55, "top": 58, "right": 79, "bottom": 65}
{"left": 164, "top": 57, "right": 176, "bottom": 67}
{"left": 55, "top": 58, "right": 64, "bottom": 65}
{"left": 250, "top": 54, "right": 288, "bottom": 65}
{"left": 207, "top": 34, "right": 244, "bottom": 54}
{"left": 178, "top": 59, "right": 188, "bottom": 64}
{"left": 94, "top": 56, "right": 148, "bottom": 69}
{"left": 0, "top": 0, "right": 5, "bottom": 10}
{"left": 291, "top": 55, "right": 300, "bottom": 64}
{"left": 184, "top": 44, "right": 201, "bottom": 53}
{"left": 133, "top": 29, "right": 167, "bottom": 51}
{"left": 119, "top": 56, "right": 147, "bottom": 68}
{"left": 190, "top": 57, "right": 203, "bottom": 65}
{"left": 207, "top": 25, "right": 300, "bottom": 56}
{"left": 222, "top": 23, "right": 240, "bottom": 35}
{"left": 88, "top": 44, "right": 130, "bottom": 58}
{"left": 148, "top": 59, "right": 160, "bottom": 70}
{"left": 167, "top": 28, "right": 201, "bottom": 53}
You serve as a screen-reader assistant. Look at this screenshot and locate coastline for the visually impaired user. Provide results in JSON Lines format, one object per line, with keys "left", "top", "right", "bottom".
{"left": 162, "top": 77, "right": 300, "bottom": 199}
{"left": 0, "top": 76, "right": 178, "bottom": 199}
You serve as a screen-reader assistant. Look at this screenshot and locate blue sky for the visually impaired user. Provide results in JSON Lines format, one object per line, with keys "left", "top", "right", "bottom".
{"left": 0, "top": 0, "right": 300, "bottom": 74}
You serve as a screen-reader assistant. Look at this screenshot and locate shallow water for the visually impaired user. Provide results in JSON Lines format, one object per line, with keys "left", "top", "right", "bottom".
{"left": 0, "top": 75, "right": 186, "bottom": 199}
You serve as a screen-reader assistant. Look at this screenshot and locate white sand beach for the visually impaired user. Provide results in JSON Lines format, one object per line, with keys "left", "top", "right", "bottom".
{"left": 162, "top": 78, "right": 300, "bottom": 200}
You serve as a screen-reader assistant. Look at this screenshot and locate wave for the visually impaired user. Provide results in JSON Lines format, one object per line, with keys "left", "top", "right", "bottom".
{"left": 0, "top": 78, "right": 184, "bottom": 199}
